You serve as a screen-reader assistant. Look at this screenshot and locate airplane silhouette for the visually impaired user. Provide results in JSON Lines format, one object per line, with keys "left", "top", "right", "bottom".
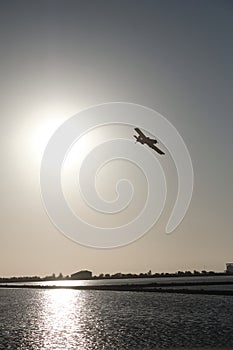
{"left": 133, "top": 128, "right": 165, "bottom": 155}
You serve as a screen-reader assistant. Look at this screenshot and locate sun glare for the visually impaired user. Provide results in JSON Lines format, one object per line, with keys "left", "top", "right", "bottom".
{"left": 32, "top": 118, "right": 64, "bottom": 159}
{"left": 25, "top": 105, "right": 73, "bottom": 163}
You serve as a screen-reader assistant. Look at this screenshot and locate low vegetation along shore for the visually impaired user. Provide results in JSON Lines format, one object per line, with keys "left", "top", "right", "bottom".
{"left": 1, "top": 280, "right": 233, "bottom": 296}
{"left": 0, "top": 270, "right": 231, "bottom": 283}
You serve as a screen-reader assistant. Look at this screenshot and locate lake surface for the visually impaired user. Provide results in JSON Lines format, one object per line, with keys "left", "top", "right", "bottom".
{"left": 1, "top": 288, "right": 233, "bottom": 349}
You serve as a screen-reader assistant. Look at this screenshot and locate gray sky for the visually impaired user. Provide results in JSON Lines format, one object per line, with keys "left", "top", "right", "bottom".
{"left": 1, "top": 0, "right": 233, "bottom": 277}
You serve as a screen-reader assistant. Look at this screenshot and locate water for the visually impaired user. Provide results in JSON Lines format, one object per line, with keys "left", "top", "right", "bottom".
{"left": 1, "top": 288, "right": 233, "bottom": 349}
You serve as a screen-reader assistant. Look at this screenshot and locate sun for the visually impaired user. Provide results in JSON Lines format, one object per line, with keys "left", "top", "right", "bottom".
{"left": 32, "top": 118, "right": 64, "bottom": 159}
{"left": 24, "top": 105, "right": 72, "bottom": 164}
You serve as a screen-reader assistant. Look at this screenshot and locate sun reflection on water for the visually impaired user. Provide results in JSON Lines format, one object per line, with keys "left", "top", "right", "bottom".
{"left": 39, "top": 289, "right": 87, "bottom": 349}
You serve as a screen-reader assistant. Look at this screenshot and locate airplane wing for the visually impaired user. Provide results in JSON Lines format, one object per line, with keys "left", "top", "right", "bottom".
{"left": 134, "top": 128, "right": 146, "bottom": 138}
{"left": 149, "top": 143, "right": 165, "bottom": 155}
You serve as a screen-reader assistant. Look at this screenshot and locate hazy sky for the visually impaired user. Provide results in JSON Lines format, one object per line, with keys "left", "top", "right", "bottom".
{"left": 1, "top": 0, "right": 233, "bottom": 277}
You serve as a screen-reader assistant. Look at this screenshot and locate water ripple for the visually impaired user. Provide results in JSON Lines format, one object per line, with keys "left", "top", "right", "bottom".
{"left": 0, "top": 289, "right": 233, "bottom": 349}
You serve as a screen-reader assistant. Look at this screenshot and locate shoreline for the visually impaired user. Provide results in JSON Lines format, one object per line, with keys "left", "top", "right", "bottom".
{"left": 1, "top": 283, "right": 233, "bottom": 296}
{"left": 1, "top": 272, "right": 232, "bottom": 284}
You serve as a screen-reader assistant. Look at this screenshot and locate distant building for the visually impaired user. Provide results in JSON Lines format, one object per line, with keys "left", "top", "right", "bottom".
{"left": 226, "top": 263, "right": 233, "bottom": 274}
{"left": 71, "top": 270, "right": 92, "bottom": 280}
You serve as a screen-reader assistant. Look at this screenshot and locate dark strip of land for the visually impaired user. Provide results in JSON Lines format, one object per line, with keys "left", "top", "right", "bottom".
{"left": 1, "top": 283, "right": 233, "bottom": 296}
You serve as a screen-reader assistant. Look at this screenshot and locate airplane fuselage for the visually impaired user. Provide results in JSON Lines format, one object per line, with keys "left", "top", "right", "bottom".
{"left": 134, "top": 135, "right": 157, "bottom": 145}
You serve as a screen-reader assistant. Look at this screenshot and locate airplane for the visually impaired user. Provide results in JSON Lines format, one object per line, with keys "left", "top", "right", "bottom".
{"left": 133, "top": 127, "right": 165, "bottom": 155}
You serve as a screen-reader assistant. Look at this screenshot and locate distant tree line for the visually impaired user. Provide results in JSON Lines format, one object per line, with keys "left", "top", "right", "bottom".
{"left": 93, "top": 269, "right": 226, "bottom": 280}
{"left": 0, "top": 269, "right": 231, "bottom": 283}
{"left": 0, "top": 272, "right": 69, "bottom": 283}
